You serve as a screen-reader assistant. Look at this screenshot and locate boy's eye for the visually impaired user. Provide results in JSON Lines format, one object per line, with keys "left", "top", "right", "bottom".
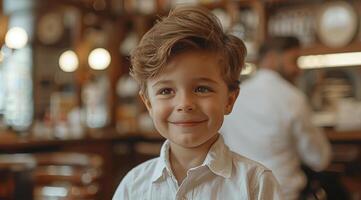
{"left": 195, "top": 86, "right": 212, "bottom": 93}
{"left": 158, "top": 88, "right": 174, "bottom": 95}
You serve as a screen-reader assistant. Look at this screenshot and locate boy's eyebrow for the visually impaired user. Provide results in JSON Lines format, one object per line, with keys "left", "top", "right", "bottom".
{"left": 151, "top": 80, "right": 173, "bottom": 88}
{"left": 196, "top": 77, "right": 218, "bottom": 84}
{"left": 151, "top": 77, "right": 218, "bottom": 88}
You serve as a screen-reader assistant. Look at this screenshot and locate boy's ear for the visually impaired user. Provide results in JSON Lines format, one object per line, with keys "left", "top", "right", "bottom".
{"left": 139, "top": 91, "right": 153, "bottom": 116}
{"left": 225, "top": 89, "right": 239, "bottom": 115}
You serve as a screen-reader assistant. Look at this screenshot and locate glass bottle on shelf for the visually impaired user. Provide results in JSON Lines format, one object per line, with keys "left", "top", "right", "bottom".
{"left": 115, "top": 75, "right": 141, "bottom": 134}
{"left": 50, "top": 84, "right": 78, "bottom": 139}
{"left": 82, "top": 74, "right": 110, "bottom": 130}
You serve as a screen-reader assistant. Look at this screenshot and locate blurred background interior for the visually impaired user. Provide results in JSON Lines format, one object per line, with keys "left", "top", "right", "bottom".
{"left": 0, "top": 0, "right": 360, "bottom": 199}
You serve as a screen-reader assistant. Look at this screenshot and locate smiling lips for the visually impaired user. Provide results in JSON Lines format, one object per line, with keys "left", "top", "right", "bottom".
{"left": 169, "top": 119, "right": 207, "bottom": 126}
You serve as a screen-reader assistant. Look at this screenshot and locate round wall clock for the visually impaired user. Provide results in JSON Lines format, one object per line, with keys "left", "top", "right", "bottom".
{"left": 37, "top": 12, "right": 64, "bottom": 45}
{"left": 316, "top": 1, "right": 358, "bottom": 48}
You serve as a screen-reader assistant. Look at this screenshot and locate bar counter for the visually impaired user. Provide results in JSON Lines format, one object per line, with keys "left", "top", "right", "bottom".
{"left": 0, "top": 130, "right": 164, "bottom": 153}
{"left": 0, "top": 129, "right": 360, "bottom": 151}
{"left": 0, "top": 129, "right": 163, "bottom": 200}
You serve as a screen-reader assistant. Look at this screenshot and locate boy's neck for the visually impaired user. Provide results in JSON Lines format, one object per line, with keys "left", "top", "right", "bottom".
{"left": 168, "top": 134, "right": 219, "bottom": 184}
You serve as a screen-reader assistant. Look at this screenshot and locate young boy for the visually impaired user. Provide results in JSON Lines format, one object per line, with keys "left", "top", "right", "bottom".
{"left": 113, "top": 6, "right": 282, "bottom": 200}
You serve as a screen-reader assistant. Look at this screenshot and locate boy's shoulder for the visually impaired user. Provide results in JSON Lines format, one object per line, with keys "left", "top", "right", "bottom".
{"left": 230, "top": 150, "right": 272, "bottom": 175}
{"left": 211, "top": 136, "right": 273, "bottom": 178}
{"left": 113, "top": 157, "right": 161, "bottom": 199}
{"left": 125, "top": 157, "right": 160, "bottom": 179}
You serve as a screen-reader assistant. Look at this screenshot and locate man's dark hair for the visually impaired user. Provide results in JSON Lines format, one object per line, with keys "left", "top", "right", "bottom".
{"left": 258, "top": 36, "right": 300, "bottom": 59}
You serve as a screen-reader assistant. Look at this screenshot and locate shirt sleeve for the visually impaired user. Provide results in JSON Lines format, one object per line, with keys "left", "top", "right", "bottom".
{"left": 292, "top": 96, "right": 332, "bottom": 171}
{"left": 254, "top": 170, "right": 284, "bottom": 200}
{"left": 112, "top": 172, "right": 132, "bottom": 200}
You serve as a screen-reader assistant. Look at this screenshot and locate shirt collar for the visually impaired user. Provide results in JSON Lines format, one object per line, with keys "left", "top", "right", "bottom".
{"left": 203, "top": 135, "right": 233, "bottom": 178}
{"left": 151, "top": 135, "right": 233, "bottom": 182}
{"left": 151, "top": 140, "right": 171, "bottom": 183}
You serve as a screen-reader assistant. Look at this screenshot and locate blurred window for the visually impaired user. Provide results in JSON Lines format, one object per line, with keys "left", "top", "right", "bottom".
{"left": 0, "top": 0, "right": 34, "bottom": 131}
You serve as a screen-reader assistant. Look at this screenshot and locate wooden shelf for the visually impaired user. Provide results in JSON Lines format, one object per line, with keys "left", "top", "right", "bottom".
{"left": 0, "top": 130, "right": 163, "bottom": 152}
{"left": 301, "top": 41, "right": 361, "bottom": 56}
{"left": 1, "top": 129, "right": 360, "bottom": 151}
{"left": 326, "top": 130, "right": 361, "bottom": 142}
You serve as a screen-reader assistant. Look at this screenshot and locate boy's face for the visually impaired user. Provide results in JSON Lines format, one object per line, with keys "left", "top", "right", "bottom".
{"left": 140, "top": 50, "right": 238, "bottom": 149}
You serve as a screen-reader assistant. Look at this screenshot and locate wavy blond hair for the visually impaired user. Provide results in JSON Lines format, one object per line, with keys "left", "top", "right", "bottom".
{"left": 130, "top": 6, "right": 246, "bottom": 95}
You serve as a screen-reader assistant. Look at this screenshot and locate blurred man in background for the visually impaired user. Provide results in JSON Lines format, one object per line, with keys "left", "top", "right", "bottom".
{"left": 221, "top": 36, "right": 332, "bottom": 200}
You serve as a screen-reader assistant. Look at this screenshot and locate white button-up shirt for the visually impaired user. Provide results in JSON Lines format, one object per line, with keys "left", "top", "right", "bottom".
{"left": 113, "top": 135, "right": 283, "bottom": 200}
{"left": 221, "top": 69, "right": 331, "bottom": 200}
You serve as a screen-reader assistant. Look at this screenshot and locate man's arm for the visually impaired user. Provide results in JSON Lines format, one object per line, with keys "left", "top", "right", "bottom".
{"left": 292, "top": 96, "right": 332, "bottom": 171}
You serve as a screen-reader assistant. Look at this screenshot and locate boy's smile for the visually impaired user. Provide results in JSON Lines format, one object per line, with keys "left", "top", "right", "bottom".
{"left": 140, "top": 50, "right": 238, "bottom": 150}
{"left": 169, "top": 119, "right": 208, "bottom": 126}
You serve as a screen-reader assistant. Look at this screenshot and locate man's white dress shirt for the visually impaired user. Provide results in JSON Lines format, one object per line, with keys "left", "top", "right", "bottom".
{"left": 113, "top": 135, "right": 282, "bottom": 200}
{"left": 221, "top": 69, "right": 331, "bottom": 200}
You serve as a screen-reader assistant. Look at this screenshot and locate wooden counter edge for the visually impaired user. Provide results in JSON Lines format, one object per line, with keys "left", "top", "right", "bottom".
{"left": 326, "top": 130, "right": 361, "bottom": 142}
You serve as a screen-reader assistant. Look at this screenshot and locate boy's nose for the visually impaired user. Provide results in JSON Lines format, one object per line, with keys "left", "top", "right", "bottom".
{"left": 176, "top": 93, "right": 195, "bottom": 112}
{"left": 177, "top": 104, "right": 194, "bottom": 112}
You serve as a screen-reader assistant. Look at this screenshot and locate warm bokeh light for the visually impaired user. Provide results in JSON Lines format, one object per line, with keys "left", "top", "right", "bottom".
{"left": 59, "top": 50, "right": 79, "bottom": 72}
{"left": 298, "top": 52, "right": 361, "bottom": 69}
{"left": 88, "top": 48, "right": 111, "bottom": 70}
{"left": 241, "top": 63, "right": 256, "bottom": 75}
{"left": 5, "top": 27, "right": 28, "bottom": 49}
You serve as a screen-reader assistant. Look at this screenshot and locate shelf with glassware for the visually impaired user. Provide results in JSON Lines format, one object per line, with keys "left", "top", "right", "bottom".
{"left": 28, "top": 2, "right": 124, "bottom": 141}
{"left": 15, "top": 0, "right": 266, "bottom": 138}
{"left": 266, "top": 0, "right": 361, "bottom": 54}
{"left": 29, "top": 0, "right": 361, "bottom": 139}
{"left": 263, "top": 0, "right": 361, "bottom": 134}
{"left": 107, "top": 0, "right": 361, "bottom": 138}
